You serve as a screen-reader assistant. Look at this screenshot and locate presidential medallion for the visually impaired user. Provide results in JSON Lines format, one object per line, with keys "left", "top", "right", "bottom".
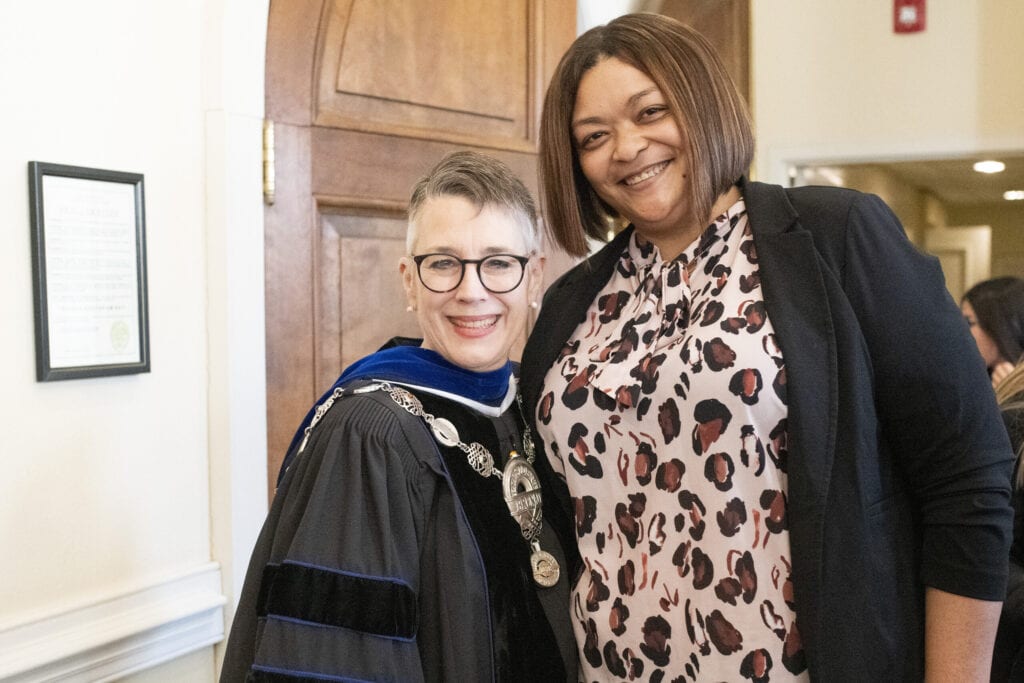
{"left": 502, "top": 451, "right": 543, "bottom": 538}
{"left": 380, "top": 385, "right": 560, "bottom": 588}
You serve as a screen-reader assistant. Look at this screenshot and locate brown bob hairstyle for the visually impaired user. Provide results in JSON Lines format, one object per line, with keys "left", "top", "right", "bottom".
{"left": 539, "top": 13, "right": 754, "bottom": 257}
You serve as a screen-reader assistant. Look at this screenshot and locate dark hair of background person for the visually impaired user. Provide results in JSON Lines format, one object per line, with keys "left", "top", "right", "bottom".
{"left": 538, "top": 13, "right": 754, "bottom": 257}
{"left": 963, "top": 276, "right": 1024, "bottom": 367}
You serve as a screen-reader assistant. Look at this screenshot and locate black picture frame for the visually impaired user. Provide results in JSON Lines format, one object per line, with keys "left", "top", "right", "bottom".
{"left": 28, "top": 162, "right": 150, "bottom": 381}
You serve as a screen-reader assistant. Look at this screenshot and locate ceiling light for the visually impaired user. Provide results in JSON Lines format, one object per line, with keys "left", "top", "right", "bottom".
{"left": 1004, "top": 190, "right": 1024, "bottom": 201}
{"left": 973, "top": 160, "right": 1005, "bottom": 174}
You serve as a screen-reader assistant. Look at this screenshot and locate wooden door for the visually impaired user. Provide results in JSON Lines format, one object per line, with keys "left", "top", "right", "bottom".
{"left": 657, "top": 0, "right": 750, "bottom": 103}
{"left": 264, "top": 0, "right": 576, "bottom": 493}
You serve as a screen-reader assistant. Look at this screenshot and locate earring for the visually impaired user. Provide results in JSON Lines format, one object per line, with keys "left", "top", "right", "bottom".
{"left": 530, "top": 301, "right": 539, "bottom": 310}
{"left": 406, "top": 305, "right": 414, "bottom": 312}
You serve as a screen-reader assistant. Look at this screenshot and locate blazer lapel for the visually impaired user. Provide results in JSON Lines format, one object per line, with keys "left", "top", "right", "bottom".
{"left": 521, "top": 228, "right": 633, "bottom": 413}
{"left": 743, "top": 179, "right": 837, "bottom": 658}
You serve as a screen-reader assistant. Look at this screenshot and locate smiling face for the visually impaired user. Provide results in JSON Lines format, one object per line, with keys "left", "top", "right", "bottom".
{"left": 572, "top": 56, "right": 695, "bottom": 255}
{"left": 400, "top": 195, "right": 544, "bottom": 372}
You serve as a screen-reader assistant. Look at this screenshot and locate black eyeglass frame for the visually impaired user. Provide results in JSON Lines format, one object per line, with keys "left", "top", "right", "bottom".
{"left": 411, "top": 253, "right": 531, "bottom": 294}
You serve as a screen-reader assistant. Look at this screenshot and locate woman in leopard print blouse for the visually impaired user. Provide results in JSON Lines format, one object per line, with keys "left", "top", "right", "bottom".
{"left": 522, "top": 13, "right": 1014, "bottom": 682}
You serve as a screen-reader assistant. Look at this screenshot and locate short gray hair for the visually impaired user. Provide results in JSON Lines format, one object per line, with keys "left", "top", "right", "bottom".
{"left": 407, "top": 151, "right": 539, "bottom": 254}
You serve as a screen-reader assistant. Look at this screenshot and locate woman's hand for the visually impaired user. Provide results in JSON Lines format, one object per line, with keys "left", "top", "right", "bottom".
{"left": 992, "top": 360, "right": 1015, "bottom": 389}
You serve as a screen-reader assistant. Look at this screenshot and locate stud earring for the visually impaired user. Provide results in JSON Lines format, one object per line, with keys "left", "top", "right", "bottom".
{"left": 406, "top": 305, "right": 414, "bottom": 312}
{"left": 530, "top": 301, "right": 539, "bottom": 310}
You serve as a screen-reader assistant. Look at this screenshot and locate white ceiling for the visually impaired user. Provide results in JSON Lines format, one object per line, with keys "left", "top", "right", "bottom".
{"left": 798, "top": 155, "right": 1024, "bottom": 207}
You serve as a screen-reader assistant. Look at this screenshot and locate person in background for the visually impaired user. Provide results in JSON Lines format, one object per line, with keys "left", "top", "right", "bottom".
{"left": 521, "top": 13, "right": 1014, "bottom": 681}
{"left": 961, "top": 276, "right": 1024, "bottom": 390}
{"left": 221, "top": 151, "right": 579, "bottom": 682}
{"left": 961, "top": 278, "right": 1024, "bottom": 680}
{"left": 991, "top": 361, "right": 1024, "bottom": 681}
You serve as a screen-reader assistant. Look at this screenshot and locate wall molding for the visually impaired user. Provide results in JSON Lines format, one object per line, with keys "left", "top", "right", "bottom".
{"left": 0, "top": 563, "right": 225, "bottom": 682}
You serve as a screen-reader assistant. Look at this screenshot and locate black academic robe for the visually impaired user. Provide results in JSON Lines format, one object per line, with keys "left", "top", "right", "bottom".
{"left": 221, "top": 380, "right": 578, "bottom": 682}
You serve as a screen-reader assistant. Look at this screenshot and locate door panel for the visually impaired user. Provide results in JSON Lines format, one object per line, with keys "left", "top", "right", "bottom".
{"left": 309, "top": 128, "right": 541, "bottom": 202}
{"left": 316, "top": 0, "right": 538, "bottom": 150}
{"left": 315, "top": 208, "right": 420, "bottom": 392}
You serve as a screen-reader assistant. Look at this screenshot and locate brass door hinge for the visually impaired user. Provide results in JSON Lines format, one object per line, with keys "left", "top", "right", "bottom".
{"left": 263, "top": 119, "right": 275, "bottom": 205}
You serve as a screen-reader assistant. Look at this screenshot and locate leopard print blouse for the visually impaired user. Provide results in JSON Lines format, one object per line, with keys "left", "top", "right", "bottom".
{"left": 537, "top": 199, "right": 809, "bottom": 682}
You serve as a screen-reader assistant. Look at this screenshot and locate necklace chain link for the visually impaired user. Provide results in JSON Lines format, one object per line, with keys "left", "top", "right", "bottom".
{"left": 384, "top": 384, "right": 497, "bottom": 476}
{"left": 380, "top": 382, "right": 535, "bottom": 481}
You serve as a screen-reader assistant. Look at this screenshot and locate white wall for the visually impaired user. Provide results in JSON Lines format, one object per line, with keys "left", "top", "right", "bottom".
{"left": 752, "top": 1, "right": 1024, "bottom": 182}
{"left": 0, "top": 0, "right": 209, "bottom": 614}
{"left": 0, "top": 1, "right": 268, "bottom": 680}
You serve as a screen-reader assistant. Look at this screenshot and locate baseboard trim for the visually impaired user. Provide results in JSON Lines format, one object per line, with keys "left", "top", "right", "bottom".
{"left": 0, "top": 562, "right": 226, "bottom": 682}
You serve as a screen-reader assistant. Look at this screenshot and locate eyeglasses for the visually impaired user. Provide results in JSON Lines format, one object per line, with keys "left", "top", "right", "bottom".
{"left": 411, "top": 253, "right": 530, "bottom": 293}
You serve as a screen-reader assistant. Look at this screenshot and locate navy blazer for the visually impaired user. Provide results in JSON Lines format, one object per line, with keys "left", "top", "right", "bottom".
{"left": 521, "top": 178, "right": 1015, "bottom": 680}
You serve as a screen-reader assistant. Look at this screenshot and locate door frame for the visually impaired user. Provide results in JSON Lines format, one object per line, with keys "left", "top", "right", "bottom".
{"left": 204, "top": 0, "right": 271, "bottom": 667}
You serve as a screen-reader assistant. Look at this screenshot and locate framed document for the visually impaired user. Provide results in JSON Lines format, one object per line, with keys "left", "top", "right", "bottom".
{"left": 28, "top": 162, "right": 150, "bottom": 381}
